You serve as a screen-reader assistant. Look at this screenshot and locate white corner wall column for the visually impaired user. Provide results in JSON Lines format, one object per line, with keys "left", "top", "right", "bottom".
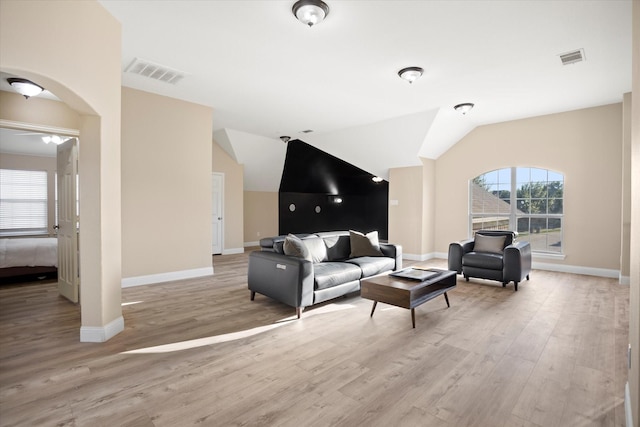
{"left": 78, "top": 115, "right": 123, "bottom": 342}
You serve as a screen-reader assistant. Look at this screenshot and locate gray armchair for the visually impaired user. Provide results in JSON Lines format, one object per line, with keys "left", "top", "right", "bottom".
{"left": 448, "top": 230, "right": 531, "bottom": 291}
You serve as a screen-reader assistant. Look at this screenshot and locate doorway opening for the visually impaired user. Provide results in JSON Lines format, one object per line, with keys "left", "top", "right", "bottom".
{"left": 212, "top": 172, "right": 224, "bottom": 256}
{"left": 0, "top": 123, "right": 80, "bottom": 302}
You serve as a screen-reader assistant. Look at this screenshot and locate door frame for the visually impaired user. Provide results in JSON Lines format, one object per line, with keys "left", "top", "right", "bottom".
{"left": 0, "top": 120, "right": 80, "bottom": 298}
{"left": 212, "top": 172, "right": 224, "bottom": 255}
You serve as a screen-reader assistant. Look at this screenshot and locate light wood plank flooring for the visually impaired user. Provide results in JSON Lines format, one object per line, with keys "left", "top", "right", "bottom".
{"left": 0, "top": 253, "right": 629, "bottom": 426}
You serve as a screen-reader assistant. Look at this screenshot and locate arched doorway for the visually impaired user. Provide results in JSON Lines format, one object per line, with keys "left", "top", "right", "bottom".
{"left": 0, "top": 69, "right": 123, "bottom": 341}
{"left": 1, "top": 0, "right": 124, "bottom": 342}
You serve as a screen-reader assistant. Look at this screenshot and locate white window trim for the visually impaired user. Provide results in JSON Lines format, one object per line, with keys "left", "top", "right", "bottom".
{"left": 469, "top": 167, "right": 564, "bottom": 255}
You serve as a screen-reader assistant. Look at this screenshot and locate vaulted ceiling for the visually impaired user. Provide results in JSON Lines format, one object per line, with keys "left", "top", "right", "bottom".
{"left": 97, "top": 1, "right": 631, "bottom": 191}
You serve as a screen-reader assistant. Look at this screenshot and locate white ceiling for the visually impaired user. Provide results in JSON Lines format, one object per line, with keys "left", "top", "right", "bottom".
{"left": 4, "top": 1, "right": 632, "bottom": 190}
{"left": 0, "top": 127, "right": 58, "bottom": 158}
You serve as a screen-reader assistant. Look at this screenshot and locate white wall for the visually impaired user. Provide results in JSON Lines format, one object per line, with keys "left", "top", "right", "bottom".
{"left": 121, "top": 88, "right": 213, "bottom": 283}
{"left": 435, "top": 103, "right": 623, "bottom": 273}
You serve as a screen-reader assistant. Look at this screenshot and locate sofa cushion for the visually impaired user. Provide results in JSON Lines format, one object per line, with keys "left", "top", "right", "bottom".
{"left": 463, "top": 251, "right": 504, "bottom": 270}
{"left": 273, "top": 233, "right": 315, "bottom": 254}
{"left": 349, "top": 230, "right": 383, "bottom": 257}
{"left": 473, "top": 234, "right": 507, "bottom": 254}
{"left": 314, "top": 262, "right": 362, "bottom": 290}
{"left": 345, "top": 256, "right": 395, "bottom": 278}
{"left": 317, "top": 232, "right": 351, "bottom": 261}
{"left": 304, "top": 236, "right": 328, "bottom": 263}
{"left": 283, "top": 234, "right": 310, "bottom": 260}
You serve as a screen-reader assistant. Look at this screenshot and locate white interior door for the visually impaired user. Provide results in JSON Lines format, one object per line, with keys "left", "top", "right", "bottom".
{"left": 212, "top": 173, "right": 223, "bottom": 255}
{"left": 57, "top": 138, "right": 79, "bottom": 303}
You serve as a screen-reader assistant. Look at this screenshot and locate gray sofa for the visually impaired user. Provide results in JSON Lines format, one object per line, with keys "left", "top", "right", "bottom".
{"left": 248, "top": 231, "right": 402, "bottom": 318}
{"left": 448, "top": 230, "right": 531, "bottom": 291}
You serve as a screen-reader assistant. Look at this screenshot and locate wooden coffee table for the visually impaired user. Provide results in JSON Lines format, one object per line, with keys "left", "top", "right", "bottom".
{"left": 360, "top": 269, "right": 457, "bottom": 328}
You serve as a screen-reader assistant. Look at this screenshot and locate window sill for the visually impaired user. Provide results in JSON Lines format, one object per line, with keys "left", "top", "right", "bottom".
{"left": 0, "top": 232, "right": 49, "bottom": 238}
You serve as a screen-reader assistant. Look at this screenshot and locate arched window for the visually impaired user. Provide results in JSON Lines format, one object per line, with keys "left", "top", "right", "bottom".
{"left": 470, "top": 167, "right": 563, "bottom": 254}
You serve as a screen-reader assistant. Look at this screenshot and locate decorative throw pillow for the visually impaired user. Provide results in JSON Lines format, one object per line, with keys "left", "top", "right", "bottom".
{"left": 349, "top": 230, "right": 383, "bottom": 257}
{"left": 473, "top": 234, "right": 507, "bottom": 254}
{"left": 283, "top": 234, "right": 310, "bottom": 261}
{"left": 303, "top": 237, "right": 328, "bottom": 263}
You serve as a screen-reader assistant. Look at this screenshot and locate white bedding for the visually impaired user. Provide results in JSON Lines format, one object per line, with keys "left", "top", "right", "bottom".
{"left": 0, "top": 238, "right": 58, "bottom": 268}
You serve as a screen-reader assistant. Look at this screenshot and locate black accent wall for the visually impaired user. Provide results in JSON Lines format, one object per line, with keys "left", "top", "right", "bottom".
{"left": 279, "top": 140, "right": 388, "bottom": 239}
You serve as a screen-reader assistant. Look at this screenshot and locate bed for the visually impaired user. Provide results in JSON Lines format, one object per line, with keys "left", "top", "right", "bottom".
{"left": 0, "top": 238, "right": 58, "bottom": 284}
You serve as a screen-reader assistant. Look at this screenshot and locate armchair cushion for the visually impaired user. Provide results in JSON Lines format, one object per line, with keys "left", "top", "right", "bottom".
{"left": 462, "top": 251, "right": 504, "bottom": 270}
{"left": 473, "top": 234, "right": 507, "bottom": 254}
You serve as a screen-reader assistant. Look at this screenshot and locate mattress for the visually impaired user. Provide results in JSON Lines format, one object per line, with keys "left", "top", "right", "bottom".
{"left": 0, "top": 238, "right": 58, "bottom": 268}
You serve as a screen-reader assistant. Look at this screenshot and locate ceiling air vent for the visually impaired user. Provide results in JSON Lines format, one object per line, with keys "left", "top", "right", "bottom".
{"left": 559, "top": 49, "right": 585, "bottom": 66}
{"left": 124, "top": 58, "right": 186, "bottom": 84}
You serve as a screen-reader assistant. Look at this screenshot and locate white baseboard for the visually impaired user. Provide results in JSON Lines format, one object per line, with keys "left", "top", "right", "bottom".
{"left": 532, "top": 261, "right": 619, "bottom": 279}
{"left": 122, "top": 267, "right": 214, "bottom": 288}
{"left": 619, "top": 274, "right": 631, "bottom": 285}
{"left": 414, "top": 254, "right": 621, "bottom": 280}
{"left": 244, "top": 241, "right": 259, "bottom": 247}
{"left": 222, "top": 248, "right": 244, "bottom": 255}
{"left": 625, "top": 382, "right": 633, "bottom": 427}
{"left": 403, "top": 252, "right": 448, "bottom": 262}
{"left": 403, "top": 253, "right": 437, "bottom": 262}
{"left": 80, "top": 316, "right": 124, "bottom": 343}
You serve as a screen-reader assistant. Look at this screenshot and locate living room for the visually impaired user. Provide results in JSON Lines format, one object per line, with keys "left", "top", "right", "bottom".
{"left": 0, "top": 1, "right": 638, "bottom": 426}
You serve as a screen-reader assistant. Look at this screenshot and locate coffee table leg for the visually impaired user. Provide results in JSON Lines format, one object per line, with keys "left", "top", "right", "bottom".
{"left": 411, "top": 308, "right": 416, "bottom": 328}
{"left": 370, "top": 301, "right": 377, "bottom": 317}
{"left": 444, "top": 292, "right": 450, "bottom": 308}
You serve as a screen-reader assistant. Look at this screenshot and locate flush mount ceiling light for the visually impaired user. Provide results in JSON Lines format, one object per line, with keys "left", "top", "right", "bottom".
{"left": 7, "top": 78, "right": 44, "bottom": 99}
{"left": 454, "top": 103, "right": 474, "bottom": 115}
{"left": 398, "top": 67, "right": 424, "bottom": 84}
{"left": 292, "top": 0, "right": 329, "bottom": 27}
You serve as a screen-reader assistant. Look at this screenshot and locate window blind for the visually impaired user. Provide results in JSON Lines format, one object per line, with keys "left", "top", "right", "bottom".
{"left": 0, "top": 169, "right": 48, "bottom": 236}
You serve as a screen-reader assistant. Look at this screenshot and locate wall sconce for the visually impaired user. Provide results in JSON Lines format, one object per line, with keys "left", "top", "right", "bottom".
{"left": 7, "top": 77, "right": 44, "bottom": 99}
{"left": 330, "top": 196, "right": 343, "bottom": 204}
{"left": 372, "top": 176, "right": 383, "bottom": 183}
